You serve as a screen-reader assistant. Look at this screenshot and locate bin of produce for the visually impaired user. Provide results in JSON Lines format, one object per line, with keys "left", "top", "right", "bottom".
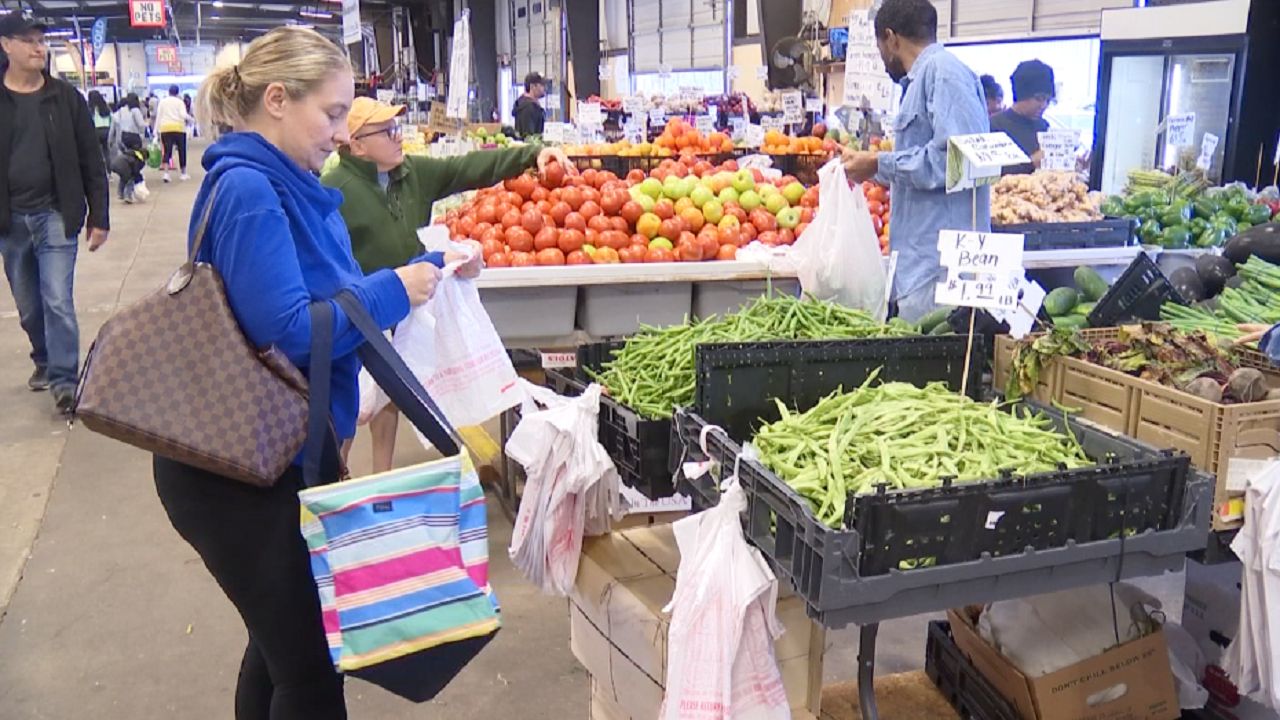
{"left": 992, "top": 218, "right": 1135, "bottom": 251}
{"left": 674, "top": 382, "right": 1207, "bottom": 626}
{"left": 1087, "top": 252, "right": 1187, "bottom": 327}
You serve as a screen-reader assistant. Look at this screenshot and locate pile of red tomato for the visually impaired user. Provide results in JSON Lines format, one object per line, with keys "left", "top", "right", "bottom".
{"left": 859, "top": 181, "right": 891, "bottom": 255}
{"left": 438, "top": 155, "right": 820, "bottom": 266}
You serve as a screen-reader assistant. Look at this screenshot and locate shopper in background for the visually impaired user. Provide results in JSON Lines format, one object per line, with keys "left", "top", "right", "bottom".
{"left": 980, "top": 74, "right": 1004, "bottom": 116}
{"left": 87, "top": 89, "right": 113, "bottom": 161}
{"left": 159, "top": 26, "right": 443, "bottom": 720}
{"left": 989, "top": 60, "right": 1056, "bottom": 175}
{"left": 840, "top": 0, "right": 990, "bottom": 324}
{"left": 0, "top": 11, "right": 110, "bottom": 412}
{"left": 145, "top": 92, "right": 158, "bottom": 131}
{"left": 322, "top": 96, "right": 570, "bottom": 473}
{"left": 154, "top": 84, "right": 194, "bottom": 182}
{"left": 513, "top": 71, "right": 547, "bottom": 138}
{"left": 114, "top": 92, "right": 147, "bottom": 151}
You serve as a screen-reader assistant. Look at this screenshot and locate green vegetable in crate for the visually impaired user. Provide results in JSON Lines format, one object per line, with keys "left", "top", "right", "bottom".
{"left": 1073, "top": 302, "right": 1096, "bottom": 317}
{"left": 590, "top": 294, "right": 916, "bottom": 419}
{"left": 1100, "top": 196, "right": 1127, "bottom": 218}
{"left": 1139, "top": 219, "right": 1163, "bottom": 245}
{"left": 915, "top": 306, "right": 954, "bottom": 335}
{"left": 1196, "top": 226, "right": 1229, "bottom": 248}
{"left": 1006, "top": 326, "right": 1090, "bottom": 400}
{"left": 1161, "top": 226, "right": 1192, "bottom": 249}
{"left": 1245, "top": 204, "right": 1274, "bottom": 226}
{"left": 1053, "top": 315, "right": 1088, "bottom": 330}
{"left": 1194, "top": 198, "right": 1222, "bottom": 220}
{"left": 1043, "top": 287, "right": 1080, "bottom": 316}
{"left": 754, "top": 374, "right": 1093, "bottom": 529}
{"left": 1073, "top": 266, "right": 1109, "bottom": 302}
{"left": 1159, "top": 202, "right": 1192, "bottom": 227}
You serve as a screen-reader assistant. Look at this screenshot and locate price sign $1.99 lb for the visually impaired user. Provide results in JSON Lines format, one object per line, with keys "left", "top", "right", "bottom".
{"left": 934, "top": 230, "right": 1025, "bottom": 311}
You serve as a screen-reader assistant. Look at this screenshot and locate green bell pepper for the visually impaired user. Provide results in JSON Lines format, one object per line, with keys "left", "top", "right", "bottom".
{"left": 1194, "top": 198, "right": 1222, "bottom": 220}
{"left": 1197, "top": 226, "right": 1229, "bottom": 248}
{"left": 1100, "top": 196, "right": 1127, "bottom": 218}
{"left": 1139, "top": 219, "right": 1163, "bottom": 245}
{"left": 1160, "top": 202, "right": 1192, "bottom": 227}
{"left": 1161, "top": 226, "right": 1192, "bottom": 249}
{"left": 1226, "top": 197, "right": 1252, "bottom": 221}
{"left": 1245, "top": 203, "right": 1273, "bottom": 225}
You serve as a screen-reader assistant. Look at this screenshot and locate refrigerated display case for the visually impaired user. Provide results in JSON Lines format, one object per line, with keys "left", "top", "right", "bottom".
{"left": 1090, "top": 0, "right": 1279, "bottom": 195}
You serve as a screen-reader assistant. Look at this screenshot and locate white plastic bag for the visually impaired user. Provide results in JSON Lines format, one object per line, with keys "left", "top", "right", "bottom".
{"left": 792, "top": 158, "right": 887, "bottom": 321}
{"left": 661, "top": 480, "right": 790, "bottom": 720}
{"left": 132, "top": 180, "right": 151, "bottom": 202}
{"left": 356, "top": 232, "right": 521, "bottom": 433}
{"left": 506, "top": 379, "right": 621, "bottom": 595}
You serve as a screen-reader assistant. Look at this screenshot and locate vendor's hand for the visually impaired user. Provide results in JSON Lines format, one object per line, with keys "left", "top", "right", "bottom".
{"left": 86, "top": 227, "right": 108, "bottom": 252}
{"left": 537, "top": 146, "right": 574, "bottom": 174}
{"left": 445, "top": 240, "right": 485, "bottom": 279}
{"left": 841, "top": 147, "right": 879, "bottom": 183}
{"left": 1235, "top": 323, "right": 1271, "bottom": 345}
{"left": 394, "top": 262, "right": 442, "bottom": 306}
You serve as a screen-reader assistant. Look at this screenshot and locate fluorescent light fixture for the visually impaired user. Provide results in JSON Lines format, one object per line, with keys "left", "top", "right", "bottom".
{"left": 211, "top": 1, "right": 223, "bottom": 7}
{"left": 299, "top": 8, "right": 333, "bottom": 19}
{"left": 45, "top": 30, "right": 74, "bottom": 37}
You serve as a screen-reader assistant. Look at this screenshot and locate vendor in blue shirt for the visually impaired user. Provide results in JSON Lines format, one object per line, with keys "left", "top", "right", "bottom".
{"left": 841, "top": 0, "right": 991, "bottom": 324}
{"left": 989, "top": 60, "right": 1056, "bottom": 176}
{"left": 1239, "top": 325, "right": 1280, "bottom": 360}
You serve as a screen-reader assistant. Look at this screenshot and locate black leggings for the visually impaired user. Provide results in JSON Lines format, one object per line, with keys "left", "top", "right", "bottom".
{"left": 161, "top": 131, "right": 188, "bottom": 171}
{"left": 154, "top": 456, "right": 346, "bottom": 720}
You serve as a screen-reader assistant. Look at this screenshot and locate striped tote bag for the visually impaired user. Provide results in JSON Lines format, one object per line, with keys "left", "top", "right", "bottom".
{"left": 300, "top": 452, "right": 499, "bottom": 674}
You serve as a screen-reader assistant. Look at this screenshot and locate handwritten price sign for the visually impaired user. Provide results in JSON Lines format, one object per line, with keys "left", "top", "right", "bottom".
{"left": 934, "top": 230, "right": 1026, "bottom": 311}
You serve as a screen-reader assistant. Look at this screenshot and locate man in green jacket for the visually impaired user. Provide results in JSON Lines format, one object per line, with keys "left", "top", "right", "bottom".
{"left": 322, "top": 96, "right": 569, "bottom": 472}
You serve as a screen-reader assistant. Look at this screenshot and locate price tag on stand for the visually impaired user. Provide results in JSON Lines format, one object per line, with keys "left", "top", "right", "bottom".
{"left": 623, "top": 95, "right": 645, "bottom": 115}
{"left": 648, "top": 107, "right": 667, "bottom": 129}
{"left": 781, "top": 90, "right": 803, "bottom": 124}
{"left": 805, "top": 97, "right": 825, "bottom": 114}
{"left": 745, "top": 124, "right": 765, "bottom": 148}
{"left": 376, "top": 88, "right": 395, "bottom": 104}
{"left": 761, "top": 116, "right": 785, "bottom": 134}
{"left": 990, "top": 275, "right": 1046, "bottom": 339}
{"left": 945, "top": 133, "right": 1031, "bottom": 193}
{"left": 695, "top": 115, "right": 715, "bottom": 135}
{"left": 730, "top": 117, "right": 747, "bottom": 141}
{"left": 1037, "top": 129, "right": 1079, "bottom": 172}
{"left": 756, "top": 66, "right": 769, "bottom": 81}
{"left": 1166, "top": 112, "right": 1196, "bottom": 147}
{"left": 934, "top": 230, "right": 1026, "bottom": 312}
{"left": 843, "top": 72, "right": 896, "bottom": 114}
{"left": 577, "top": 101, "right": 603, "bottom": 128}
{"left": 543, "top": 122, "right": 567, "bottom": 144}
{"left": 625, "top": 125, "right": 646, "bottom": 145}
{"left": 1197, "top": 132, "right": 1220, "bottom": 171}
{"left": 726, "top": 65, "right": 740, "bottom": 81}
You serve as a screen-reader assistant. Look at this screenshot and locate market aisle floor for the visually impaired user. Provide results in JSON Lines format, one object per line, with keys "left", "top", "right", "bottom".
{"left": 0, "top": 143, "right": 1185, "bottom": 719}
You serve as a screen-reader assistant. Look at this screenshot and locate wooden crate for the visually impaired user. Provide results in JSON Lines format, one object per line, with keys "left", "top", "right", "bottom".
{"left": 992, "top": 334, "right": 1060, "bottom": 406}
{"left": 1059, "top": 357, "right": 1137, "bottom": 435}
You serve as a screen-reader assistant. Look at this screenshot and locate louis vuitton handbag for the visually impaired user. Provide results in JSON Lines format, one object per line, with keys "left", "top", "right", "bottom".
{"left": 73, "top": 185, "right": 311, "bottom": 486}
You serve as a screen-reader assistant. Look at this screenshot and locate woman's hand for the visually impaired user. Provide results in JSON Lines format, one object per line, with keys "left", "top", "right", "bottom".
{"left": 1235, "top": 323, "right": 1272, "bottom": 345}
{"left": 537, "top": 146, "right": 574, "bottom": 174}
{"left": 444, "top": 240, "right": 485, "bottom": 279}
{"left": 394, "top": 262, "right": 442, "bottom": 306}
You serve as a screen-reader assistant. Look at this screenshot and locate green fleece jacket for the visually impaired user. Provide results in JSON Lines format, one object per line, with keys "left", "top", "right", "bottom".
{"left": 321, "top": 145, "right": 541, "bottom": 274}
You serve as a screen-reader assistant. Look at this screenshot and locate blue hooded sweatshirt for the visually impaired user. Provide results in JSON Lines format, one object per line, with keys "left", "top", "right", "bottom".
{"left": 191, "top": 132, "right": 411, "bottom": 450}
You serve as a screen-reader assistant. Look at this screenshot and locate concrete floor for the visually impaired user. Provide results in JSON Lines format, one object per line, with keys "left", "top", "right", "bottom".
{"left": 0, "top": 143, "right": 1187, "bottom": 719}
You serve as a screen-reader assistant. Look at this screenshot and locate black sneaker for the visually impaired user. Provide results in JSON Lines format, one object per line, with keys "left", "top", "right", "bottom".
{"left": 28, "top": 368, "right": 49, "bottom": 392}
{"left": 53, "top": 386, "right": 75, "bottom": 416}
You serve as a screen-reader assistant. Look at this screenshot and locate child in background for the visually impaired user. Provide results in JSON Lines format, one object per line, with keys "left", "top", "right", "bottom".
{"left": 110, "top": 137, "right": 148, "bottom": 204}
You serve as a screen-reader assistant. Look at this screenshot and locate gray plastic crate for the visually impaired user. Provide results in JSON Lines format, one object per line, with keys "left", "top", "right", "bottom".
{"left": 577, "top": 282, "right": 693, "bottom": 337}
{"left": 692, "top": 279, "right": 801, "bottom": 320}
{"left": 479, "top": 286, "right": 577, "bottom": 344}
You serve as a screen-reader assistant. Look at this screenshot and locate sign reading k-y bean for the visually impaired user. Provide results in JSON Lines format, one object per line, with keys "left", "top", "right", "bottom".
{"left": 934, "top": 230, "right": 1026, "bottom": 311}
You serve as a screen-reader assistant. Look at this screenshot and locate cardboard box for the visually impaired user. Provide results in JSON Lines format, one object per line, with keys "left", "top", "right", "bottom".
{"left": 947, "top": 608, "right": 1179, "bottom": 720}
{"left": 572, "top": 525, "right": 825, "bottom": 719}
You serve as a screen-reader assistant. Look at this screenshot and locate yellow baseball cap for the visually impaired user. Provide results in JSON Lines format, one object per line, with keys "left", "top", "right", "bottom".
{"left": 347, "top": 96, "right": 406, "bottom": 138}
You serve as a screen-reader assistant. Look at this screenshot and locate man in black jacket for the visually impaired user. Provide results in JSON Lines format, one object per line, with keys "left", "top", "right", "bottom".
{"left": 0, "top": 12, "right": 110, "bottom": 413}
{"left": 512, "top": 72, "right": 547, "bottom": 138}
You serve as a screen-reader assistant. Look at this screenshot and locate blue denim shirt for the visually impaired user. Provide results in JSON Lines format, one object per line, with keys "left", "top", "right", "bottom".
{"left": 876, "top": 43, "right": 991, "bottom": 300}
{"left": 1261, "top": 326, "right": 1280, "bottom": 363}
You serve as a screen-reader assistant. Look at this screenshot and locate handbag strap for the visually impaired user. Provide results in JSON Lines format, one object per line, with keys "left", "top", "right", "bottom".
{"left": 303, "top": 290, "right": 461, "bottom": 488}
{"left": 187, "top": 183, "right": 221, "bottom": 266}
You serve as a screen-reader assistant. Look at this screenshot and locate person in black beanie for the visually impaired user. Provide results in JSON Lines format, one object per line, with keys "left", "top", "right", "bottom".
{"left": 989, "top": 59, "right": 1055, "bottom": 175}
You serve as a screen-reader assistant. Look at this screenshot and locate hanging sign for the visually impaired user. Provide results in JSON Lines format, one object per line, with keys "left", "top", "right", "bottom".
{"left": 934, "top": 230, "right": 1026, "bottom": 312}
{"left": 1037, "top": 129, "right": 1079, "bottom": 172}
{"left": 1166, "top": 112, "right": 1196, "bottom": 147}
{"left": 90, "top": 17, "right": 107, "bottom": 57}
{"left": 1196, "top": 133, "right": 1220, "bottom": 171}
{"left": 129, "top": 0, "right": 165, "bottom": 28}
{"left": 781, "top": 90, "right": 803, "bottom": 124}
{"left": 342, "top": 0, "right": 362, "bottom": 45}
{"left": 946, "top": 133, "right": 1031, "bottom": 193}
{"left": 445, "top": 10, "right": 471, "bottom": 119}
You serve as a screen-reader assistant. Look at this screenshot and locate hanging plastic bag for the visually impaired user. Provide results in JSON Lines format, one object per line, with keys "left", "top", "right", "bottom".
{"left": 147, "top": 141, "right": 162, "bottom": 169}
{"left": 661, "top": 479, "right": 790, "bottom": 720}
{"left": 792, "top": 158, "right": 887, "bottom": 321}
{"left": 132, "top": 180, "right": 151, "bottom": 202}
{"left": 506, "top": 379, "right": 621, "bottom": 595}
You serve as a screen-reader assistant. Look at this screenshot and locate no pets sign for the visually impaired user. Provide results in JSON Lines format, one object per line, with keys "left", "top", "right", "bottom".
{"left": 130, "top": 0, "right": 166, "bottom": 28}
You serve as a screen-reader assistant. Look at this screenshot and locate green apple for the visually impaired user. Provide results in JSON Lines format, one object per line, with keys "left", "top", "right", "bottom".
{"left": 782, "top": 181, "right": 805, "bottom": 205}
{"left": 639, "top": 177, "right": 663, "bottom": 200}
{"left": 648, "top": 237, "right": 674, "bottom": 250}
{"left": 582, "top": 244, "right": 598, "bottom": 257}
{"left": 739, "top": 190, "right": 763, "bottom": 212}
{"left": 702, "top": 199, "right": 725, "bottom": 224}
{"left": 764, "top": 193, "right": 789, "bottom": 215}
{"left": 690, "top": 185, "right": 715, "bottom": 208}
{"left": 718, "top": 187, "right": 740, "bottom": 205}
{"left": 776, "top": 207, "right": 801, "bottom": 230}
{"left": 732, "top": 169, "right": 755, "bottom": 194}
{"left": 718, "top": 215, "right": 740, "bottom": 230}
{"left": 663, "top": 176, "right": 689, "bottom": 200}
{"left": 681, "top": 177, "right": 699, "bottom": 198}
{"left": 758, "top": 183, "right": 780, "bottom": 197}
{"left": 634, "top": 193, "right": 656, "bottom": 213}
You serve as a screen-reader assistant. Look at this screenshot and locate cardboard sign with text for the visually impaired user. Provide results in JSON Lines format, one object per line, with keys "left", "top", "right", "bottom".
{"left": 935, "top": 230, "right": 1025, "bottom": 312}
{"left": 1037, "top": 130, "right": 1079, "bottom": 172}
{"left": 1165, "top": 112, "right": 1196, "bottom": 148}
{"left": 946, "top": 133, "right": 1031, "bottom": 193}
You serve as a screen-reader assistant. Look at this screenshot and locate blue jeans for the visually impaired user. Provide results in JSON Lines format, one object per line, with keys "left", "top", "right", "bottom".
{"left": 0, "top": 211, "right": 80, "bottom": 391}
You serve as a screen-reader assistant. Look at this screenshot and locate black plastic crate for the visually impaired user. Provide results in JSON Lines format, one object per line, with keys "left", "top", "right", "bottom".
{"left": 993, "top": 218, "right": 1135, "bottom": 251}
{"left": 925, "top": 621, "right": 1020, "bottom": 720}
{"left": 675, "top": 405, "right": 1209, "bottom": 627}
{"left": 1087, "top": 252, "right": 1187, "bottom": 327}
{"left": 693, "top": 335, "right": 983, "bottom": 446}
